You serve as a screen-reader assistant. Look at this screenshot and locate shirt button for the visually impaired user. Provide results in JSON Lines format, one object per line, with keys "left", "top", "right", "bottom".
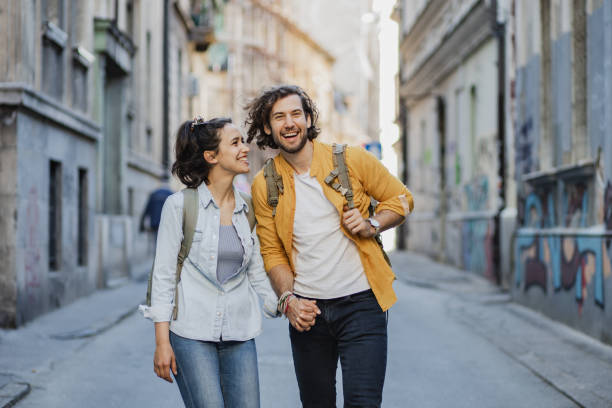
{"left": 217, "top": 312, "right": 222, "bottom": 316}
{"left": 210, "top": 255, "right": 215, "bottom": 260}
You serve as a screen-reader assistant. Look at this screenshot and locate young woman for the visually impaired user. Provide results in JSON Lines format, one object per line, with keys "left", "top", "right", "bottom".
{"left": 140, "top": 117, "right": 278, "bottom": 408}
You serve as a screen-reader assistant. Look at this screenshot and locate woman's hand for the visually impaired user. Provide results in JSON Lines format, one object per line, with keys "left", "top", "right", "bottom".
{"left": 154, "top": 342, "right": 177, "bottom": 383}
{"left": 154, "top": 322, "right": 177, "bottom": 383}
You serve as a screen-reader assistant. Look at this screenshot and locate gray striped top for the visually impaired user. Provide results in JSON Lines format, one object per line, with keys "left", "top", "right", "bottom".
{"left": 216, "top": 225, "right": 244, "bottom": 284}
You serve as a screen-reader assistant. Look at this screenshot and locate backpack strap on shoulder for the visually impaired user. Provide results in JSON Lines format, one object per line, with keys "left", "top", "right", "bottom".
{"left": 239, "top": 191, "right": 256, "bottom": 231}
{"left": 263, "top": 158, "right": 283, "bottom": 217}
{"left": 172, "top": 187, "right": 199, "bottom": 320}
{"left": 324, "top": 144, "right": 355, "bottom": 209}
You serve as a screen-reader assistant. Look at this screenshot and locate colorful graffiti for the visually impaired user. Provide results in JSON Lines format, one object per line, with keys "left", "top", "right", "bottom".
{"left": 515, "top": 116, "right": 535, "bottom": 177}
{"left": 461, "top": 219, "right": 495, "bottom": 282}
{"left": 516, "top": 180, "right": 611, "bottom": 311}
{"left": 459, "top": 176, "right": 496, "bottom": 281}
{"left": 464, "top": 175, "right": 489, "bottom": 211}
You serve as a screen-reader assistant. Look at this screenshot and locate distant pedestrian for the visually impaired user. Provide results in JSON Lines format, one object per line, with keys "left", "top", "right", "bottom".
{"left": 139, "top": 181, "right": 173, "bottom": 242}
{"left": 140, "top": 117, "right": 278, "bottom": 408}
{"left": 245, "top": 85, "right": 414, "bottom": 407}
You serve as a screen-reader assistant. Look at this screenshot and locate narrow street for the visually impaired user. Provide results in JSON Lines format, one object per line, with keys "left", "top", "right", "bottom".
{"left": 2, "top": 252, "right": 610, "bottom": 407}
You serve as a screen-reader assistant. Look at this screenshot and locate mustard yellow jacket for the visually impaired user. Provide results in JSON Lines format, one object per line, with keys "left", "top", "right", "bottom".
{"left": 251, "top": 140, "right": 414, "bottom": 311}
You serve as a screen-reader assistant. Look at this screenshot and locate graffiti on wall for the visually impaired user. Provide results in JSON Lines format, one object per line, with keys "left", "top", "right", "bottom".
{"left": 457, "top": 175, "right": 496, "bottom": 281}
{"left": 461, "top": 219, "right": 495, "bottom": 282}
{"left": 515, "top": 117, "right": 535, "bottom": 178}
{"left": 516, "top": 180, "right": 612, "bottom": 312}
{"left": 464, "top": 175, "right": 489, "bottom": 212}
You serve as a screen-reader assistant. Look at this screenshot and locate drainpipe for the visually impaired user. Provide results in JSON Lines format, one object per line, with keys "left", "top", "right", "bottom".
{"left": 162, "top": 0, "right": 170, "bottom": 175}
{"left": 397, "top": 95, "right": 409, "bottom": 250}
{"left": 493, "top": 0, "right": 506, "bottom": 285}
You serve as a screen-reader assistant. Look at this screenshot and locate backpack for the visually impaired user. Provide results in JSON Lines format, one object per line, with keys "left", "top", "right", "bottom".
{"left": 263, "top": 143, "right": 391, "bottom": 266}
{"left": 145, "top": 188, "right": 256, "bottom": 320}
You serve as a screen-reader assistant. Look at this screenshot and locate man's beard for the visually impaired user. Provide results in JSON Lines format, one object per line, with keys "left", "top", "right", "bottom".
{"left": 276, "top": 131, "right": 308, "bottom": 154}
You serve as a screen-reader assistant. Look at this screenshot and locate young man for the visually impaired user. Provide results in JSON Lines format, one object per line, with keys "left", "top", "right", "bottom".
{"left": 246, "top": 85, "right": 413, "bottom": 407}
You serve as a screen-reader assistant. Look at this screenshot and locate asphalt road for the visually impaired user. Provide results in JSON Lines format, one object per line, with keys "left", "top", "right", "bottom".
{"left": 11, "top": 278, "right": 579, "bottom": 407}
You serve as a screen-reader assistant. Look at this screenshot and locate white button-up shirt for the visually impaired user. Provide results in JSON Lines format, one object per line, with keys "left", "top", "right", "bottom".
{"left": 139, "top": 184, "right": 278, "bottom": 342}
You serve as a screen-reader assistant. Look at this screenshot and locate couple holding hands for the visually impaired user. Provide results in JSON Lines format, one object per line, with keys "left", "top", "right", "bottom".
{"left": 141, "top": 85, "right": 414, "bottom": 408}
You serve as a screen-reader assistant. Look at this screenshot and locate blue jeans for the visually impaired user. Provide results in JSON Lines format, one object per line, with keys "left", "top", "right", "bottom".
{"left": 289, "top": 289, "right": 388, "bottom": 408}
{"left": 169, "top": 332, "right": 260, "bottom": 408}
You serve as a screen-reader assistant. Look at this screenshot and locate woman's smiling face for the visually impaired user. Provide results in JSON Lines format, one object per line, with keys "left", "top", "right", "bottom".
{"left": 205, "top": 123, "right": 250, "bottom": 175}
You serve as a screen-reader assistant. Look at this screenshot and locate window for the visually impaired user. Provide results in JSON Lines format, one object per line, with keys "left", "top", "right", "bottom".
{"left": 42, "top": 0, "right": 67, "bottom": 100}
{"left": 72, "top": 48, "right": 91, "bottom": 112}
{"left": 469, "top": 85, "right": 478, "bottom": 175}
{"left": 49, "top": 160, "right": 62, "bottom": 271}
{"left": 77, "top": 168, "right": 88, "bottom": 266}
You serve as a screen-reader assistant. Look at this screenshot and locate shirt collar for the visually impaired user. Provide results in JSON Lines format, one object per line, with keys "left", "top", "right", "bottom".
{"left": 196, "top": 183, "right": 249, "bottom": 214}
{"left": 233, "top": 188, "right": 249, "bottom": 214}
{"left": 197, "top": 183, "right": 215, "bottom": 209}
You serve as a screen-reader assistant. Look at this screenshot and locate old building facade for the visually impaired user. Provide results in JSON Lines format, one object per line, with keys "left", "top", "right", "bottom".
{"left": 397, "top": 0, "right": 612, "bottom": 343}
{"left": 395, "top": 0, "right": 509, "bottom": 284}
{"left": 192, "top": 0, "right": 380, "bottom": 175}
{"left": 0, "top": 0, "right": 214, "bottom": 326}
{"left": 0, "top": 0, "right": 375, "bottom": 327}
{"left": 511, "top": 0, "right": 612, "bottom": 343}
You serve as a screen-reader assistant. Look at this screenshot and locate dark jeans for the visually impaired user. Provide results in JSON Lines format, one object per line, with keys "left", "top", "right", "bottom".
{"left": 289, "top": 289, "right": 388, "bottom": 408}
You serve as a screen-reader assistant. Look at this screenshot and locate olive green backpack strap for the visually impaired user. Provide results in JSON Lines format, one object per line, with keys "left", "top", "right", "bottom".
{"left": 145, "top": 187, "right": 200, "bottom": 315}
{"left": 239, "top": 191, "right": 256, "bottom": 231}
{"left": 324, "top": 144, "right": 391, "bottom": 266}
{"left": 263, "top": 158, "right": 283, "bottom": 217}
{"left": 324, "top": 144, "right": 355, "bottom": 209}
{"left": 171, "top": 187, "right": 199, "bottom": 320}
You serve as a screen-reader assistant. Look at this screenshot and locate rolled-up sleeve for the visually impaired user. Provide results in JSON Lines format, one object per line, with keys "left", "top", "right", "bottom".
{"left": 251, "top": 174, "right": 291, "bottom": 272}
{"left": 349, "top": 147, "right": 414, "bottom": 217}
{"left": 139, "top": 194, "right": 182, "bottom": 322}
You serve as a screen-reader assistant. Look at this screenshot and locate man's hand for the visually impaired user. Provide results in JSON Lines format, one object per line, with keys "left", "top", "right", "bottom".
{"left": 342, "top": 205, "right": 374, "bottom": 238}
{"left": 154, "top": 342, "right": 177, "bottom": 383}
{"left": 286, "top": 297, "right": 320, "bottom": 332}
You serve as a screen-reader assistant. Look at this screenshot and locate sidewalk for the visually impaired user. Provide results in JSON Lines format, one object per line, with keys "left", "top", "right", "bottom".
{"left": 389, "top": 251, "right": 612, "bottom": 408}
{"left": 0, "top": 276, "right": 148, "bottom": 408}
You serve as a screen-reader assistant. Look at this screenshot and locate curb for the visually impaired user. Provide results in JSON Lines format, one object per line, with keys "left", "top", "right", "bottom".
{"left": 49, "top": 302, "right": 141, "bottom": 340}
{"left": 0, "top": 382, "right": 31, "bottom": 408}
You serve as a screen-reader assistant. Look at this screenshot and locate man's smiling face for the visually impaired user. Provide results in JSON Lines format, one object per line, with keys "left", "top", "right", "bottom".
{"left": 265, "top": 94, "right": 311, "bottom": 154}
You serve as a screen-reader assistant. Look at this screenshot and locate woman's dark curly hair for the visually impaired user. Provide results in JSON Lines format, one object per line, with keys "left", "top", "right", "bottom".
{"left": 245, "top": 85, "right": 320, "bottom": 149}
{"left": 172, "top": 117, "right": 232, "bottom": 187}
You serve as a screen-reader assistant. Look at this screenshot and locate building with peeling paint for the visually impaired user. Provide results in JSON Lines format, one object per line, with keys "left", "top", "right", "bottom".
{"left": 396, "top": 0, "right": 612, "bottom": 343}
{"left": 511, "top": 0, "right": 612, "bottom": 343}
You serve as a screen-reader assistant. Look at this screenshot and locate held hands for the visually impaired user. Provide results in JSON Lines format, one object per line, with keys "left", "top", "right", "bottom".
{"left": 342, "top": 205, "right": 375, "bottom": 238}
{"left": 286, "top": 297, "right": 320, "bottom": 332}
{"left": 154, "top": 342, "right": 177, "bottom": 383}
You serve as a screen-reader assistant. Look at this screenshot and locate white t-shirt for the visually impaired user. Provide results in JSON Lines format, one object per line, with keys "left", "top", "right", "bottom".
{"left": 292, "top": 171, "right": 370, "bottom": 299}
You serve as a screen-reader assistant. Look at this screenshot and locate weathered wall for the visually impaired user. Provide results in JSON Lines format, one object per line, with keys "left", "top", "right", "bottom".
{"left": 15, "top": 111, "right": 99, "bottom": 324}
{"left": 405, "top": 97, "right": 440, "bottom": 258}
{"left": 405, "top": 36, "right": 501, "bottom": 282}
{"left": 513, "top": 1, "right": 612, "bottom": 343}
{"left": 0, "top": 108, "right": 18, "bottom": 327}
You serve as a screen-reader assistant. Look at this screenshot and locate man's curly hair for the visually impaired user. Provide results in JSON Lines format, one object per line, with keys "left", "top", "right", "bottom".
{"left": 245, "top": 85, "right": 320, "bottom": 150}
